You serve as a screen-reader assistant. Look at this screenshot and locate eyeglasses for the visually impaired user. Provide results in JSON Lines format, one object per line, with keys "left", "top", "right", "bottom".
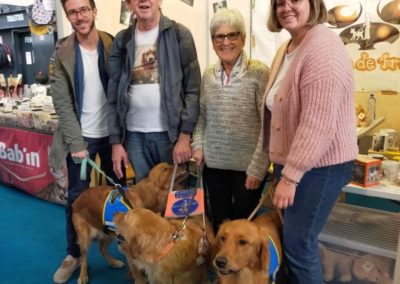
{"left": 212, "top": 32, "right": 241, "bottom": 43}
{"left": 66, "top": 6, "right": 92, "bottom": 20}
{"left": 276, "top": 0, "right": 303, "bottom": 9}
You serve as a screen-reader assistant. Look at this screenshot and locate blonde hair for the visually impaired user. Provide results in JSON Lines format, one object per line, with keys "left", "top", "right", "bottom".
{"left": 267, "top": 0, "right": 327, "bottom": 32}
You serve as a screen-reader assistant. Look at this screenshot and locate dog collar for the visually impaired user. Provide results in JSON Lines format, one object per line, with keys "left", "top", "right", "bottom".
{"left": 102, "top": 188, "right": 130, "bottom": 232}
{"left": 268, "top": 236, "right": 280, "bottom": 284}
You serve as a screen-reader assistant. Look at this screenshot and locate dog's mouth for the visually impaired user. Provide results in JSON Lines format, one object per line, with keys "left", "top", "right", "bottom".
{"left": 216, "top": 268, "right": 238, "bottom": 275}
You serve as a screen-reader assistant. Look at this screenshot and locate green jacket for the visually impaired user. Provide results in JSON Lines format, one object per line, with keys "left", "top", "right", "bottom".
{"left": 48, "top": 31, "right": 113, "bottom": 170}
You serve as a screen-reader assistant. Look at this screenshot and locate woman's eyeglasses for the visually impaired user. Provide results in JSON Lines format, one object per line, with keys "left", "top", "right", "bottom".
{"left": 66, "top": 6, "right": 92, "bottom": 20}
{"left": 276, "top": 0, "right": 303, "bottom": 9}
{"left": 212, "top": 32, "right": 241, "bottom": 43}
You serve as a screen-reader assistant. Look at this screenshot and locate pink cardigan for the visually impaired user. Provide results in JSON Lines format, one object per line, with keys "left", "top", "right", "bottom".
{"left": 261, "top": 24, "right": 358, "bottom": 182}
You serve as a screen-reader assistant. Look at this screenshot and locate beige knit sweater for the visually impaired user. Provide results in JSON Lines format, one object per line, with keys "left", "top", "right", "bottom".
{"left": 192, "top": 53, "right": 270, "bottom": 180}
{"left": 261, "top": 24, "right": 358, "bottom": 183}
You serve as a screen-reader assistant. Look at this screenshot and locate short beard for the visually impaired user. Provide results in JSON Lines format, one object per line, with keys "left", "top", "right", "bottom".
{"left": 73, "top": 19, "right": 95, "bottom": 37}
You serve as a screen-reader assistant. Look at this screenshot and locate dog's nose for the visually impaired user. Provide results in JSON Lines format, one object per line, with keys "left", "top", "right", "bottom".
{"left": 215, "top": 256, "right": 228, "bottom": 269}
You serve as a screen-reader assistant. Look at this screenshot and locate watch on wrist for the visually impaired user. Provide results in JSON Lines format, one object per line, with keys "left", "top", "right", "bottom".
{"left": 181, "top": 131, "right": 192, "bottom": 136}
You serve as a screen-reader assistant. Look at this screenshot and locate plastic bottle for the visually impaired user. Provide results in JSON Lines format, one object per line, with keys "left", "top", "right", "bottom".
{"left": 367, "top": 93, "right": 376, "bottom": 123}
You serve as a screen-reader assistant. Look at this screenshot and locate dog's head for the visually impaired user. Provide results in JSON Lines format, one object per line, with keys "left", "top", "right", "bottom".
{"left": 211, "top": 219, "right": 271, "bottom": 278}
{"left": 142, "top": 48, "right": 157, "bottom": 69}
{"left": 114, "top": 208, "right": 171, "bottom": 262}
{"left": 148, "top": 163, "right": 189, "bottom": 191}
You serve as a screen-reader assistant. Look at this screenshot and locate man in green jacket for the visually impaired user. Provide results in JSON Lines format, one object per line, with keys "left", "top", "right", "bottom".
{"left": 49, "top": 0, "right": 121, "bottom": 283}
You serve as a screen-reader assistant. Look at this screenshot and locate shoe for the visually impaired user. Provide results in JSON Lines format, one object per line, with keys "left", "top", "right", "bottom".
{"left": 53, "top": 255, "right": 80, "bottom": 283}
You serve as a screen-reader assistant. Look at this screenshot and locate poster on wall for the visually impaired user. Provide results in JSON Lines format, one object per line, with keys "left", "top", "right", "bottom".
{"left": 120, "top": 1, "right": 131, "bottom": 26}
{"left": 323, "top": 0, "right": 400, "bottom": 93}
{"left": 180, "top": 0, "right": 194, "bottom": 7}
{"left": 213, "top": 1, "right": 227, "bottom": 13}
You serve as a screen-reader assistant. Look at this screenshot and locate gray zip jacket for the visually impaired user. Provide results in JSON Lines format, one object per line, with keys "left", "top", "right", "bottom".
{"left": 107, "top": 14, "right": 201, "bottom": 144}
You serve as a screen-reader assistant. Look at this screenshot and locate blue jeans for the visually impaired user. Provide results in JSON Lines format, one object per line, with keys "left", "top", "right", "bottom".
{"left": 66, "top": 136, "right": 121, "bottom": 257}
{"left": 125, "top": 131, "right": 173, "bottom": 182}
{"left": 274, "top": 161, "right": 354, "bottom": 284}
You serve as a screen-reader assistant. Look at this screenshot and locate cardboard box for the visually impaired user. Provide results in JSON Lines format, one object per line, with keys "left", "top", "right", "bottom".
{"left": 351, "top": 155, "right": 381, "bottom": 187}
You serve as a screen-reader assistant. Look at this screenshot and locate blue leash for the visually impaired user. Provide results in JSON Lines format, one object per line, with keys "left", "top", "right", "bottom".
{"left": 79, "top": 157, "right": 133, "bottom": 209}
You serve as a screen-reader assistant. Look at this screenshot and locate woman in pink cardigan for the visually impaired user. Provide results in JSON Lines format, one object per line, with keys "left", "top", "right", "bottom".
{"left": 262, "top": 0, "right": 358, "bottom": 283}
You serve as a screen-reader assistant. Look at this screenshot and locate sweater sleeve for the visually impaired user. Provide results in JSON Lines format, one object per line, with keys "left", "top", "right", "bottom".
{"left": 247, "top": 63, "right": 270, "bottom": 180}
{"left": 282, "top": 35, "right": 354, "bottom": 182}
{"left": 191, "top": 70, "right": 208, "bottom": 151}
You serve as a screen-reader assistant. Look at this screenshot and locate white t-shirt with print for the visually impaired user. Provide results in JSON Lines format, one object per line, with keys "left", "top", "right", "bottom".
{"left": 126, "top": 25, "right": 168, "bottom": 132}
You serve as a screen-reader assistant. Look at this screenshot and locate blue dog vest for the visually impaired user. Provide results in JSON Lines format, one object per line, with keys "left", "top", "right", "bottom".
{"left": 268, "top": 236, "right": 280, "bottom": 284}
{"left": 102, "top": 189, "right": 130, "bottom": 231}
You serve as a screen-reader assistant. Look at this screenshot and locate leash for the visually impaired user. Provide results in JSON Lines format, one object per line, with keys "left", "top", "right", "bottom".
{"left": 247, "top": 174, "right": 284, "bottom": 225}
{"left": 155, "top": 164, "right": 209, "bottom": 263}
{"left": 79, "top": 157, "right": 133, "bottom": 209}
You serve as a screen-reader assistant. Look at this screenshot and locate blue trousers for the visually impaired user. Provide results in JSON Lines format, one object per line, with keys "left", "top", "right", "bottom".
{"left": 274, "top": 161, "right": 354, "bottom": 284}
{"left": 65, "top": 136, "right": 121, "bottom": 257}
{"left": 125, "top": 131, "right": 173, "bottom": 182}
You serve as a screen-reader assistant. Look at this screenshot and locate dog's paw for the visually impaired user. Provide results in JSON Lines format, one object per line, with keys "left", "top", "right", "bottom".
{"left": 78, "top": 274, "right": 89, "bottom": 284}
{"left": 110, "top": 259, "right": 125, "bottom": 268}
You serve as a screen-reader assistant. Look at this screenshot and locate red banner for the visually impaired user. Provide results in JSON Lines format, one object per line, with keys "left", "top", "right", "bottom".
{"left": 0, "top": 127, "right": 55, "bottom": 195}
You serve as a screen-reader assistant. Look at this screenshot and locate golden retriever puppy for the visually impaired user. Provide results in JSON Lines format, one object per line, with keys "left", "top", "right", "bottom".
{"left": 211, "top": 211, "right": 282, "bottom": 284}
{"left": 113, "top": 208, "right": 215, "bottom": 284}
{"left": 72, "top": 163, "right": 187, "bottom": 284}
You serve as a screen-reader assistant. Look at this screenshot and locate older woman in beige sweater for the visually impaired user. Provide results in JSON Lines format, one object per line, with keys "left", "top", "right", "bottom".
{"left": 192, "top": 8, "right": 269, "bottom": 232}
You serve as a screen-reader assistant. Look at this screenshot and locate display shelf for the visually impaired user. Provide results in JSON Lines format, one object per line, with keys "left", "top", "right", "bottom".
{"left": 356, "top": 117, "right": 385, "bottom": 138}
{"left": 343, "top": 183, "right": 400, "bottom": 202}
{"left": 320, "top": 203, "right": 400, "bottom": 259}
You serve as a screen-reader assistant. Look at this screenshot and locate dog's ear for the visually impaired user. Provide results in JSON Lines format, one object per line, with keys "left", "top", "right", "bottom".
{"left": 258, "top": 226, "right": 270, "bottom": 272}
{"left": 209, "top": 233, "right": 221, "bottom": 265}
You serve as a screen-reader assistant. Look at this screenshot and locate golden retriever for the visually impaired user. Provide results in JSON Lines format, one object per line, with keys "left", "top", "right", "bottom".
{"left": 113, "top": 208, "right": 215, "bottom": 284}
{"left": 72, "top": 162, "right": 188, "bottom": 284}
{"left": 211, "top": 211, "right": 282, "bottom": 284}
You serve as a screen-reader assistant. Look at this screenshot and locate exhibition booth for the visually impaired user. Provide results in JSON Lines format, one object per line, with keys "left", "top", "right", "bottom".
{"left": 0, "top": 0, "right": 400, "bottom": 283}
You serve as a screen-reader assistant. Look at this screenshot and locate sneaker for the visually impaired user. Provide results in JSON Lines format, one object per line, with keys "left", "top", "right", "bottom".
{"left": 53, "top": 255, "right": 80, "bottom": 283}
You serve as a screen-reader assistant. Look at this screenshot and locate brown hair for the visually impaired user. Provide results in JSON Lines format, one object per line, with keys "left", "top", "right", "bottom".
{"left": 267, "top": 0, "right": 327, "bottom": 32}
{"left": 61, "top": 0, "right": 96, "bottom": 13}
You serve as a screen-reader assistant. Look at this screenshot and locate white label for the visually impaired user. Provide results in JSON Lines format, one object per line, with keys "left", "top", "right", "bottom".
{"left": 25, "top": 52, "right": 32, "bottom": 65}
{"left": 6, "top": 14, "right": 24, "bottom": 22}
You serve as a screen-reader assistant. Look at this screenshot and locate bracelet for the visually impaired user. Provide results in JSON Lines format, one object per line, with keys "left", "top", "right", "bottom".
{"left": 180, "top": 131, "right": 192, "bottom": 136}
{"left": 281, "top": 175, "right": 299, "bottom": 187}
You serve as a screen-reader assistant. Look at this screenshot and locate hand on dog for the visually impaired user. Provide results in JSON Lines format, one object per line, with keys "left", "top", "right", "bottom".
{"left": 173, "top": 133, "right": 192, "bottom": 164}
{"left": 245, "top": 175, "right": 261, "bottom": 190}
{"left": 273, "top": 180, "right": 296, "bottom": 209}
{"left": 112, "top": 144, "right": 129, "bottom": 179}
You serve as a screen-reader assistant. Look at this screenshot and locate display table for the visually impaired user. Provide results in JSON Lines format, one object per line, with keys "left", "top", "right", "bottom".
{"left": 0, "top": 125, "right": 67, "bottom": 205}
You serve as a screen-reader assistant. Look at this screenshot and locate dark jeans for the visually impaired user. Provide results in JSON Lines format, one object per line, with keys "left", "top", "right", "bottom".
{"left": 65, "top": 136, "right": 121, "bottom": 257}
{"left": 125, "top": 131, "right": 173, "bottom": 182}
{"left": 274, "top": 161, "right": 354, "bottom": 284}
{"left": 203, "top": 166, "right": 263, "bottom": 233}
